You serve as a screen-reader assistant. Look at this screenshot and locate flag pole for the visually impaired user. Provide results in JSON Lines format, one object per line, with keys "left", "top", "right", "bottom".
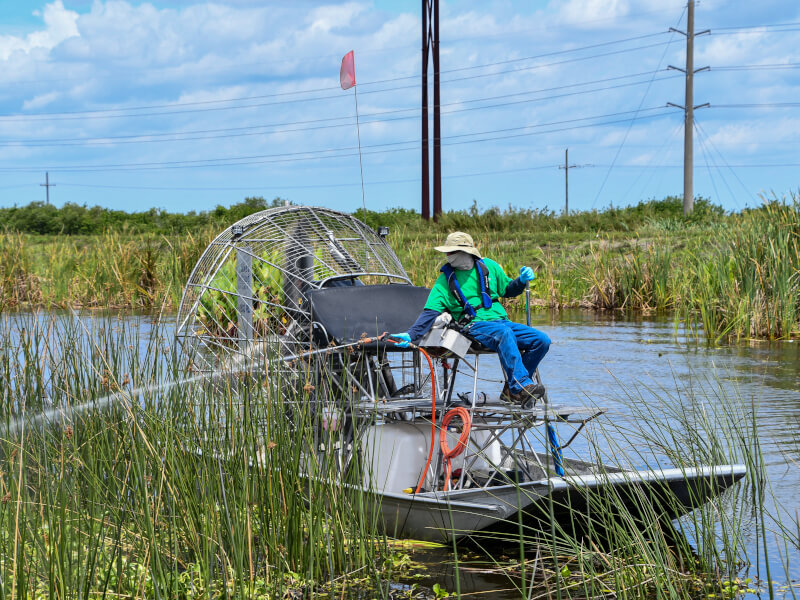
{"left": 353, "top": 85, "right": 367, "bottom": 220}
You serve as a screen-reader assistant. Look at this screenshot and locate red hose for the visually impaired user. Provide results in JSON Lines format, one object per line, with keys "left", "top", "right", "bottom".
{"left": 384, "top": 339, "right": 445, "bottom": 495}
{"left": 440, "top": 407, "right": 472, "bottom": 491}
{"left": 414, "top": 346, "right": 437, "bottom": 494}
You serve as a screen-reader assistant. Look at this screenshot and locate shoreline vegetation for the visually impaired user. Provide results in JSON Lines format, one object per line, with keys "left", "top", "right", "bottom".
{"left": 1, "top": 192, "right": 798, "bottom": 342}
{"left": 1, "top": 198, "right": 795, "bottom": 598}
{"left": 0, "top": 312, "right": 782, "bottom": 599}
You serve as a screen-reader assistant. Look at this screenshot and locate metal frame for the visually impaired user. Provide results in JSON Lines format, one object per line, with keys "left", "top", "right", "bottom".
{"left": 175, "top": 205, "right": 608, "bottom": 497}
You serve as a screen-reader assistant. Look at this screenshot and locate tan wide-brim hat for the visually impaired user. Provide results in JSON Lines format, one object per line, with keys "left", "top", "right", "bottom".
{"left": 434, "top": 231, "right": 482, "bottom": 258}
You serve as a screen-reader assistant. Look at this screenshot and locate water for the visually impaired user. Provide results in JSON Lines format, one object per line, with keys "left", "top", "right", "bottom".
{"left": 4, "top": 309, "right": 800, "bottom": 598}
{"left": 401, "top": 309, "right": 800, "bottom": 598}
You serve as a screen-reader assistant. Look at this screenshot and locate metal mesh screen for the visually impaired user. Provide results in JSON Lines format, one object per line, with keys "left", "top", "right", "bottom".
{"left": 175, "top": 206, "right": 409, "bottom": 374}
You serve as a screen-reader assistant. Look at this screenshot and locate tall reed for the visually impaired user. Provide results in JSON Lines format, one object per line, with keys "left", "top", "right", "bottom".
{"left": 2, "top": 194, "right": 799, "bottom": 339}
{"left": 445, "top": 369, "right": 777, "bottom": 600}
{"left": 0, "top": 313, "right": 391, "bottom": 598}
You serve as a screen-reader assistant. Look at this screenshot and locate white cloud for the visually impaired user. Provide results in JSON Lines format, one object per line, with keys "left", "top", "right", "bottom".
{"left": 0, "top": 0, "right": 797, "bottom": 212}
{"left": 557, "top": 0, "right": 631, "bottom": 26}
{"left": 307, "top": 2, "right": 367, "bottom": 33}
{"left": 0, "top": 1, "right": 79, "bottom": 61}
{"left": 699, "top": 31, "right": 768, "bottom": 65}
{"left": 22, "top": 91, "right": 62, "bottom": 111}
{"left": 705, "top": 119, "right": 800, "bottom": 151}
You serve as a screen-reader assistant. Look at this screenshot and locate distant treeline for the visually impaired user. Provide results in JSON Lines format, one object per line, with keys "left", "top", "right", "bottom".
{"left": 356, "top": 196, "right": 726, "bottom": 233}
{"left": 0, "top": 196, "right": 288, "bottom": 235}
{"left": 0, "top": 195, "right": 727, "bottom": 235}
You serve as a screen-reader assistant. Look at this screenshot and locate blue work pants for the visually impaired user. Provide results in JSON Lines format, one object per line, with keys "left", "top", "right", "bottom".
{"left": 465, "top": 319, "right": 550, "bottom": 393}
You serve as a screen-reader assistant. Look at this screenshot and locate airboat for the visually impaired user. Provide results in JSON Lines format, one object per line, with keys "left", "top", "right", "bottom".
{"left": 175, "top": 206, "right": 745, "bottom": 543}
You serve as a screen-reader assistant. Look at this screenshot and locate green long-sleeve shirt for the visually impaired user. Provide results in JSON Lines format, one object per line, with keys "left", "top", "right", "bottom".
{"left": 423, "top": 258, "right": 513, "bottom": 322}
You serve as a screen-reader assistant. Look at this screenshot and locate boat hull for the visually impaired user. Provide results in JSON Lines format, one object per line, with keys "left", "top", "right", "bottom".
{"left": 368, "top": 460, "right": 746, "bottom": 543}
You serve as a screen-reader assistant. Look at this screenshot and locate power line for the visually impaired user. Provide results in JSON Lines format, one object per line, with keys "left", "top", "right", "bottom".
{"left": 0, "top": 73, "right": 680, "bottom": 148}
{"left": 711, "top": 21, "right": 800, "bottom": 31}
{"left": 693, "top": 118, "right": 755, "bottom": 201}
{"left": 618, "top": 120, "right": 683, "bottom": 206}
{"left": 0, "top": 30, "right": 672, "bottom": 113}
{"left": 713, "top": 28, "right": 800, "bottom": 34}
{"left": 592, "top": 163, "right": 800, "bottom": 168}
{"left": 695, "top": 120, "right": 732, "bottom": 208}
{"left": 694, "top": 120, "right": 743, "bottom": 207}
{"left": 591, "top": 4, "right": 688, "bottom": 209}
{"left": 1, "top": 58, "right": 785, "bottom": 133}
{"left": 712, "top": 103, "right": 800, "bottom": 109}
{"left": 0, "top": 109, "right": 675, "bottom": 173}
{"left": 46, "top": 164, "right": 564, "bottom": 192}
{"left": 0, "top": 40, "right": 678, "bottom": 122}
{"left": 712, "top": 63, "right": 800, "bottom": 71}
{"left": 4, "top": 160, "right": 793, "bottom": 195}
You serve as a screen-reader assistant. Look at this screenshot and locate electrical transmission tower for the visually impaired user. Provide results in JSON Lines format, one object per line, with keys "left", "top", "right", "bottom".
{"left": 667, "top": 0, "right": 709, "bottom": 216}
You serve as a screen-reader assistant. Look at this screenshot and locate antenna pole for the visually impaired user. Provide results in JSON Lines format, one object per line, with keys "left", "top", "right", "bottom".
{"left": 353, "top": 86, "right": 367, "bottom": 220}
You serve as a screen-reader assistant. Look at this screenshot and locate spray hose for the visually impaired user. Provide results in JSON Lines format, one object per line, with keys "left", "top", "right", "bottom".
{"left": 387, "top": 337, "right": 439, "bottom": 494}
{"left": 440, "top": 406, "right": 472, "bottom": 491}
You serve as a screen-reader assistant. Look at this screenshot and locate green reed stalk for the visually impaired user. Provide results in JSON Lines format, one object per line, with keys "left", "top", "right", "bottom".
{"left": 0, "top": 313, "right": 394, "bottom": 598}
{"left": 3, "top": 195, "right": 800, "bottom": 344}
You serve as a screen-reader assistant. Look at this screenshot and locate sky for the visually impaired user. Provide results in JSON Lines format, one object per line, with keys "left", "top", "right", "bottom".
{"left": 0, "top": 0, "right": 797, "bottom": 215}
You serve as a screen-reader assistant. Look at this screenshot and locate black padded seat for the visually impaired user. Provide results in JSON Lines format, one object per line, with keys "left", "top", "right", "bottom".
{"left": 308, "top": 284, "right": 430, "bottom": 349}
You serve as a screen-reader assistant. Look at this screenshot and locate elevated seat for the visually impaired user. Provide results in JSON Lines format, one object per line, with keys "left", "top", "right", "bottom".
{"left": 308, "top": 284, "right": 430, "bottom": 350}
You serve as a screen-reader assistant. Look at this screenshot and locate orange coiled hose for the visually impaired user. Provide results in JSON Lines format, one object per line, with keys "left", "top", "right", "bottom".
{"left": 440, "top": 407, "right": 472, "bottom": 491}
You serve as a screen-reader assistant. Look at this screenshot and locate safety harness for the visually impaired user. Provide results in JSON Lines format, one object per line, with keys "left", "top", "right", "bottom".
{"left": 440, "top": 258, "right": 495, "bottom": 324}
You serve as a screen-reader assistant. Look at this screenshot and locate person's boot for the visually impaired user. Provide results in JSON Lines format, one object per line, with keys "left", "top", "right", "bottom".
{"left": 499, "top": 383, "right": 517, "bottom": 403}
{"left": 517, "top": 382, "right": 545, "bottom": 408}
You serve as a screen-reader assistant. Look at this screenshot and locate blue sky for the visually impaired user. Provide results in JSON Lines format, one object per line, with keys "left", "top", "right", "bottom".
{"left": 0, "top": 0, "right": 797, "bottom": 215}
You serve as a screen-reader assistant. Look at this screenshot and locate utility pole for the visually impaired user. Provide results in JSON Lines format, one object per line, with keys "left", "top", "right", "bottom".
{"left": 420, "top": 0, "right": 442, "bottom": 221}
{"left": 667, "top": 0, "right": 709, "bottom": 216}
{"left": 432, "top": 0, "right": 442, "bottom": 220}
{"left": 40, "top": 172, "right": 55, "bottom": 204}
{"left": 558, "top": 149, "right": 589, "bottom": 215}
{"left": 421, "top": 0, "right": 430, "bottom": 221}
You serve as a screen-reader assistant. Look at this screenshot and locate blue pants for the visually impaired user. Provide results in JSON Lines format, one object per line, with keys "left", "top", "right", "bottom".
{"left": 465, "top": 320, "right": 551, "bottom": 393}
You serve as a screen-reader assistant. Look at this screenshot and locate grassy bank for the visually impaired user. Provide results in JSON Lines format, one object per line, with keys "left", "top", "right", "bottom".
{"left": 1, "top": 194, "right": 798, "bottom": 341}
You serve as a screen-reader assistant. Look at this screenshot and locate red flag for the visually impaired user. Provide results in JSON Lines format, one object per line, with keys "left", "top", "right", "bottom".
{"left": 340, "top": 50, "right": 356, "bottom": 90}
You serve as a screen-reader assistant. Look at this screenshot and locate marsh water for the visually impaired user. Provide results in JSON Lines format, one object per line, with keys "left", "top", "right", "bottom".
{"left": 5, "top": 309, "right": 800, "bottom": 598}
{"left": 395, "top": 310, "right": 800, "bottom": 598}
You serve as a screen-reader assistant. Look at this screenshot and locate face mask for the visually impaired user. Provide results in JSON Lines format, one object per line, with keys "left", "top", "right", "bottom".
{"left": 447, "top": 251, "right": 475, "bottom": 271}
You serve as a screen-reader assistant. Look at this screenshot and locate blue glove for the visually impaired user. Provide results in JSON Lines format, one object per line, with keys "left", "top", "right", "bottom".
{"left": 519, "top": 266, "right": 535, "bottom": 284}
{"left": 390, "top": 332, "right": 411, "bottom": 348}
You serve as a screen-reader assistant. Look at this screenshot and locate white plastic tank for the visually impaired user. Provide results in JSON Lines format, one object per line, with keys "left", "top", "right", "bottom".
{"left": 361, "top": 422, "right": 431, "bottom": 493}
{"left": 443, "top": 428, "right": 504, "bottom": 475}
{"left": 361, "top": 420, "right": 505, "bottom": 493}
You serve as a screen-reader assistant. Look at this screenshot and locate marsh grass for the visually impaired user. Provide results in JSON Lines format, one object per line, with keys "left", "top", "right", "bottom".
{"left": 3, "top": 194, "right": 799, "bottom": 343}
{"left": 435, "top": 368, "right": 784, "bottom": 600}
{"left": 0, "top": 312, "right": 791, "bottom": 599}
{"left": 0, "top": 313, "right": 393, "bottom": 599}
